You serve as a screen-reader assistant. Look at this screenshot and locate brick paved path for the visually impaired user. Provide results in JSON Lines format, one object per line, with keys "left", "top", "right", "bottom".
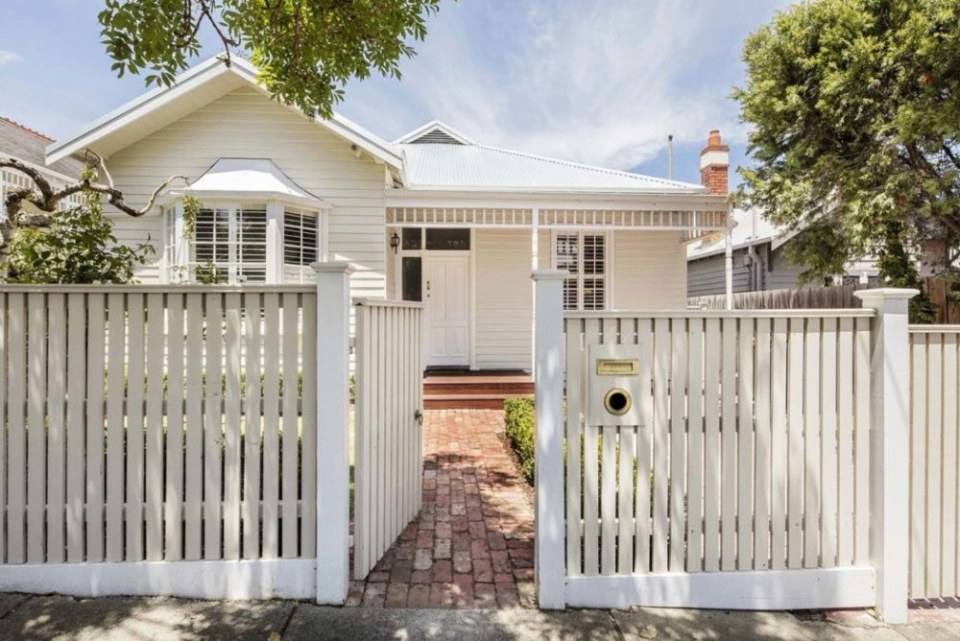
{"left": 347, "top": 409, "right": 536, "bottom": 608}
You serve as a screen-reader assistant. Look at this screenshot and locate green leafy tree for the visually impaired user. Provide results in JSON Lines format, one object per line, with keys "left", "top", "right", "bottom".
{"left": 99, "top": 0, "right": 443, "bottom": 117}
{"left": 2, "top": 172, "right": 153, "bottom": 284}
{"left": 2, "top": 1, "right": 446, "bottom": 278}
{"left": 734, "top": 0, "right": 960, "bottom": 320}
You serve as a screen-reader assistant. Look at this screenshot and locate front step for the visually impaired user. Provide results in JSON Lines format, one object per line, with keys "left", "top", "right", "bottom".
{"left": 424, "top": 394, "right": 531, "bottom": 409}
{"left": 423, "top": 372, "right": 533, "bottom": 409}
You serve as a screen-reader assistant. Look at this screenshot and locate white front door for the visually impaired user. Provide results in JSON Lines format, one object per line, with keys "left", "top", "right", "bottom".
{"left": 424, "top": 255, "right": 470, "bottom": 366}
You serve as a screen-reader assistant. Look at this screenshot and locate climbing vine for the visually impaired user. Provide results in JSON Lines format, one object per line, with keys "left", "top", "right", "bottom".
{"left": 181, "top": 195, "right": 200, "bottom": 240}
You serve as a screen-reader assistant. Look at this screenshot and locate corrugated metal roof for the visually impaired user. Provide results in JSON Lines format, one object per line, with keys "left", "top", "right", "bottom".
{"left": 0, "top": 116, "right": 84, "bottom": 178}
{"left": 399, "top": 141, "right": 706, "bottom": 194}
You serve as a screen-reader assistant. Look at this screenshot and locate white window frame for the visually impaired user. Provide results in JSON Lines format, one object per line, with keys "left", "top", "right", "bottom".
{"left": 164, "top": 199, "right": 326, "bottom": 284}
{"left": 551, "top": 230, "right": 610, "bottom": 311}
{"left": 188, "top": 202, "right": 267, "bottom": 284}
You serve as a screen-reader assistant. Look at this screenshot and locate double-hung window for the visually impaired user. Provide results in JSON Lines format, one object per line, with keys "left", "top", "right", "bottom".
{"left": 555, "top": 232, "right": 608, "bottom": 311}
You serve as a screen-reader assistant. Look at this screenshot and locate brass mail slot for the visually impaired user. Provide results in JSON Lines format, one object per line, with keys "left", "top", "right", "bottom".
{"left": 596, "top": 358, "right": 639, "bottom": 376}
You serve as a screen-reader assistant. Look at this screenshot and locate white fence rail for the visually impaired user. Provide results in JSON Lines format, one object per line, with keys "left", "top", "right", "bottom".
{"left": 0, "top": 286, "right": 317, "bottom": 594}
{"left": 535, "top": 275, "right": 918, "bottom": 622}
{"left": 0, "top": 266, "right": 362, "bottom": 601}
{"left": 560, "top": 310, "right": 875, "bottom": 609}
{"left": 564, "top": 310, "right": 875, "bottom": 573}
{"left": 909, "top": 326, "right": 960, "bottom": 601}
{"left": 353, "top": 299, "right": 424, "bottom": 579}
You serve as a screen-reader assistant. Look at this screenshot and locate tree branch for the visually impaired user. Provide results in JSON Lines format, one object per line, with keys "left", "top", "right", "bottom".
{"left": 0, "top": 159, "right": 56, "bottom": 206}
{"left": 91, "top": 174, "right": 189, "bottom": 217}
{"left": 2, "top": 155, "right": 188, "bottom": 219}
{"left": 199, "top": 1, "right": 239, "bottom": 65}
{"left": 943, "top": 144, "right": 960, "bottom": 171}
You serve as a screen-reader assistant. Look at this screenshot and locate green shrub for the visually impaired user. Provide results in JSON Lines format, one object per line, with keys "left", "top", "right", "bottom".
{"left": 504, "top": 397, "right": 535, "bottom": 484}
{"left": 2, "top": 177, "right": 153, "bottom": 284}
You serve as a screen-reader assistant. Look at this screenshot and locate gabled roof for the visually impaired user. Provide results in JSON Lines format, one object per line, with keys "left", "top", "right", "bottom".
{"left": 166, "top": 157, "right": 330, "bottom": 209}
{"left": 398, "top": 142, "right": 707, "bottom": 195}
{"left": 1, "top": 116, "right": 84, "bottom": 179}
{"left": 395, "top": 120, "right": 475, "bottom": 145}
{"left": 43, "top": 57, "right": 718, "bottom": 198}
{"left": 46, "top": 56, "right": 402, "bottom": 169}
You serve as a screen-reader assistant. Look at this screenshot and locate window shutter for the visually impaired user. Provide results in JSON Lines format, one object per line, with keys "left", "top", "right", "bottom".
{"left": 283, "top": 208, "right": 319, "bottom": 283}
{"left": 554, "top": 232, "right": 607, "bottom": 311}
{"left": 237, "top": 206, "right": 267, "bottom": 283}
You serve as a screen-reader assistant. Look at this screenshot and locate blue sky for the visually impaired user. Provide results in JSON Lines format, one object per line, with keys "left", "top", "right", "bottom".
{"left": 0, "top": 0, "right": 794, "bottom": 186}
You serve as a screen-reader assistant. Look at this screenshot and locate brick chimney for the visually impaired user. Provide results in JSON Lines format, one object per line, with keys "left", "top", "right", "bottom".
{"left": 699, "top": 129, "right": 729, "bottom": 195}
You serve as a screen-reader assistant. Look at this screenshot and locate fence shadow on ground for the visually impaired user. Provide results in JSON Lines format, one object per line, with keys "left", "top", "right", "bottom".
{"left": 0, "top": 593, "right": 295, "bottom": 641}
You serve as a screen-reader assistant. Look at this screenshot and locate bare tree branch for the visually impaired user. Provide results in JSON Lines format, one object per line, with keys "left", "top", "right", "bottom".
{"left": 0, "top": 159, "right": 56, "bottom": 207}
{"left": 84, "top": 149, "right": 115, "bottom": 189}
{"left": 943, "top": 144, "right": 960, "bottom": 172}
{"left": 198, "top": 0, "right": 239, "bottom": 66}
{"left": 91, "top": 174, "right": 189, "bottom": 217}
{"left": 2, "top": 154, "right": 189, "bottom": 220}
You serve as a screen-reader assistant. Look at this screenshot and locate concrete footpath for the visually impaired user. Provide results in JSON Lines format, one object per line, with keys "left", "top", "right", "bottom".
{"left": 0, "top": 593, "right": 959, "bottom": 641}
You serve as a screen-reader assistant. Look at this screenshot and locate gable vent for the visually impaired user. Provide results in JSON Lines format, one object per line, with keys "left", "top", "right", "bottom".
{"left": 409, "top": 128, "right": 465, "bottom": 145}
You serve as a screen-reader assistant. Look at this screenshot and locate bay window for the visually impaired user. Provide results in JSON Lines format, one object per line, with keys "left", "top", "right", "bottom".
{"left": 164, "top": 202, "right": 325, "bottom": 284}
{"left": 162, "top": 158, "right": 330, "bottom": 284}
{"left": 555, "top": 232, "right": 608, "bottom": 311}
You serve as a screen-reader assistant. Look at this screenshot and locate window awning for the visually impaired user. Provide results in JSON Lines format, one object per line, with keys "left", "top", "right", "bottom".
{"left": 167, "top": 158, "right": 331, "bottom": 209}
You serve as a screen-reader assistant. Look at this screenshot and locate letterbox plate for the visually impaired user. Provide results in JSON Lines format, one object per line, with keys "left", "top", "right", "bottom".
{"left": 596, "top": 359, "right": 639, "bottom": 376}
{"left": 587, "top": 343, "right": 644, "bottom": 426}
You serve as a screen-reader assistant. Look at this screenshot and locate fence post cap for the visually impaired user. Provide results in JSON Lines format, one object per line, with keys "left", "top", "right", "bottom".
{"left": 311, "top": 261, "right": 356, "bottom": 275}
{"left": 532, "top": 269, "right": 568, "bottom": 282}
{"left": 853, "top": 288, "right": 920, "bottom": 302}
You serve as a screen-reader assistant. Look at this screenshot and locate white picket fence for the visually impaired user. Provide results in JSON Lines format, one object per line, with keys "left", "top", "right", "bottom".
{"left": 909, "top": 326, "right": 960, "bottom": 601}
{"left": 0, "top": 263, "right": 421, "bottom": 603}
{"left": 560, "top": 310, "right": 874, "bottom": 608}
{"left": 572, "top": 312, "right": 875, "bottom": 573}
{"left": 534, "top": 274, "right": 917, "bottom": 622}
{"left": 353, "top": 299, "right": 424, "bottom": 579}
{"left": 0, "top": 285, "right": 321, "bottom": 597}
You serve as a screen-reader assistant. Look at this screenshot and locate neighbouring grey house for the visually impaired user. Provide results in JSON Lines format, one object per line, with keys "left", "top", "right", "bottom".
{"left": 1, "top": 116, "right": 84, "bottom": 217}
{"left": 686, "top": 208, "right": 879, "bottom": 298}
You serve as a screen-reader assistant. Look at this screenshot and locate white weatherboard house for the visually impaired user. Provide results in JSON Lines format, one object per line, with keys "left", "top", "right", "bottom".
{"left": 46, "top": 57, "right": 731, "bottom": 371}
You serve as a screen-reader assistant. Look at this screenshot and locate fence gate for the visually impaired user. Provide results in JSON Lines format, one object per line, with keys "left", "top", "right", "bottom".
{"left": 353, "top": 299, "right": 424, "bottom": 579}
{"left": 550, "top": 308, "right": 878, "bottom": 610}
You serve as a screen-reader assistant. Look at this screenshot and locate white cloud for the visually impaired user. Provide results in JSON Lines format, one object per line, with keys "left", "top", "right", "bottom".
{"left": 342, "top": 0, "right": 791, "bottom": 170}
{"left": 0, "top": 51, "right": 22, "bottom": 66}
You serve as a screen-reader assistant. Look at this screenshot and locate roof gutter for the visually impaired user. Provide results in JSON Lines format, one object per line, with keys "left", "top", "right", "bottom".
{"left": 386, "top": 189, "right": 729, "bottom": 211}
